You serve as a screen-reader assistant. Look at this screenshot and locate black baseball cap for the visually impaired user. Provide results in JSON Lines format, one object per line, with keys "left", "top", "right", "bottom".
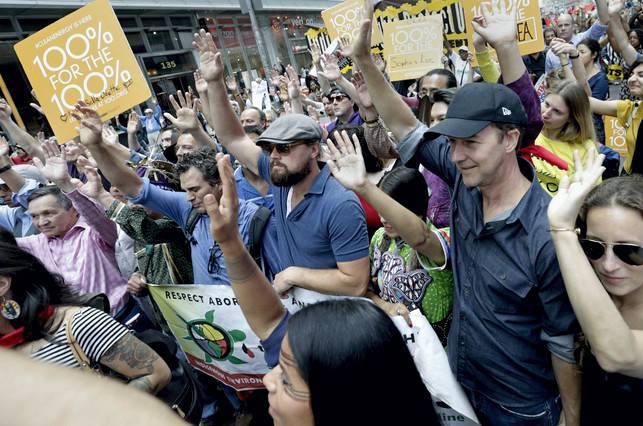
{"left": 426, "top": 83, "right": 528, "bottom": 140}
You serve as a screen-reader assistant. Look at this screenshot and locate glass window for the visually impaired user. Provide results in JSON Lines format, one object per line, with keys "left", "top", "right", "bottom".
{"left": 118, "top": 17, "right": 138, "bottom": 28}
{"left": 18, "top": 18, "right": 57, "bottom": 32}
{"left": 143, "top": 51, "right": 196, "bottom": 78}
{"left": 141, "top": 17, "right": 167, "bottom": 28}
{"left": 177, "top": 31, "right": 195, "bottom": 49}
{"left": 146, "top": 30, "right": 175, "bottom": 51}
{"left": 0, "top": 19, "right": 14, "bottom": 33}
{"left": 171, "top": 17, "right": 193, "bottom": 28}
{"left": 126, "top": 31, "right": 147, "bottom": 54}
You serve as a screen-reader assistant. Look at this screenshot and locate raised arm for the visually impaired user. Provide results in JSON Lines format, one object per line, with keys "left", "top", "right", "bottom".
{"left": 194, "top": 70, "right": 212, "bottom": 128}
{"left": 0, "top": 99, "right": 44, "bottom": 163}
{"left": 548, "top": 150, "right": 643, "bottom": 378}
{"left": 126, "top": 111, "right": 143, "bottom": 154}
{"left": 550, "top": 38, "right": 592, "bottom": 96}
{"left": 0, "top": 138, "right": 26, "bottom": 193}
{"left": 606, "top": 0, "right": 639, "bottom": 65}
{"left": 194, "top": 29, "right": 262, "bottom": 174}
{"left": 345, "top": 2, "right": 419, "bottom": 141}
{"left": 327, "top": 131, "right": 445, "bottom": 263}
{"left": 318, "top": 53, "right": 359, "bottom": 102}
{"left": 283, "top": 65, "right": 304, "bottom": 115}
{"left": 71, "top": 102, "right": 143, "bottom": 197}
{"left": 471, "top": 0, "right": 526, "bottom": 85}
{"left": 162, "top": 90, "right": 214, "bottom": 150}
{"left": 204, "top": 153, "right": 285, "bottom": 341}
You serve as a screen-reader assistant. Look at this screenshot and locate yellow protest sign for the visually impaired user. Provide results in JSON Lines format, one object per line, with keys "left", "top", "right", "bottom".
{"left": 383, "top": 15, "right": 443, "bottom": 82}
{"left": 604, "top": 116, "right": 630, "bottom": 163}
{"left": 322, "top": 0, "right": 384, "bottom": 46}
{"left": 462, "top": 0, "right": 544, "bottom": 57}
{"left": 14, "top": 0, "right": 150, "bottom": 142}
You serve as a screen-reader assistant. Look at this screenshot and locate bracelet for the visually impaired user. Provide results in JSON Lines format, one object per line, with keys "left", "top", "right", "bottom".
{"left": 364, "top": 117, "right": 379, "bottom": 124}
{"left": 549, "top": 227, "right": 577, "bottom": 233}
{"left": 569, "top": 53, "right": 579, "bottom": 59}
{"left": 0, "top": 163, "right": 12, "bottom": 174}
{"left": 561, "top": 62, "right": 570, "bottom": 67}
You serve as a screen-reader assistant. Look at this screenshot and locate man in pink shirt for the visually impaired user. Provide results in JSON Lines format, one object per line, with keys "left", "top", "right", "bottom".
{"left": 16, "top": 142, "right": 128, "bottom": 315}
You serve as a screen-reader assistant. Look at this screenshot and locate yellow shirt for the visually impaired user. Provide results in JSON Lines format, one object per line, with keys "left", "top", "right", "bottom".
{"left": 533, "top": 133, "right": 599, "bottom": 196}
{"left": 616, "top": 100, "right": 643, "bottom": 173}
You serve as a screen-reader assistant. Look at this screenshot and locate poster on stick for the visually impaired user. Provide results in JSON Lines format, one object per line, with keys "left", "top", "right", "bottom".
{"left": 14, "top": 0, "right": 150, "bottom": 142}
{"left": 322, "top": 0, "right": 384, "bottom": 46}
{"left": 383, "top": 15, "right": 443, "bottom": 82}
{"left": 149, "top": 284, "right": 271, "bottom": 391}
{"left": 604, "top": 116, "right": 630, "bottom": 163}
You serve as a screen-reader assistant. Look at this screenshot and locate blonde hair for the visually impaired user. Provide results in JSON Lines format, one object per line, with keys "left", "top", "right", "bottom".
{"left": 545, "top": 79, "right": 596, "bottom": 144}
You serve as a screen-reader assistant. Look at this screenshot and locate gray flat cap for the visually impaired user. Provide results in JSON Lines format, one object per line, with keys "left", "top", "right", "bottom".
{"left": 255, "top": 114, "right": 323, "bottom": 146}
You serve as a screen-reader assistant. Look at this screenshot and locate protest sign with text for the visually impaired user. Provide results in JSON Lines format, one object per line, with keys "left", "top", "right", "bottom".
{"left": 322, "top": 0, "right": 384, "bottom": 47}
{"left": 148, "top": 284, "right": 270, "bottom": 391}
{"left": 14, "top": 0, "right": 150, "bottom": 142}
{"left": 604, "top": 116, "right": 630, "bottom": 163}
{"left": 462, "top": 0, "right": 544, "bottom": 57}
{"left": 383, "top": 15, "right": 443, "bottom": 82}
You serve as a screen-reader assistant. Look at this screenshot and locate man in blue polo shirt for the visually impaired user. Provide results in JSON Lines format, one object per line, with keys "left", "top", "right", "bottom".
{"left": 195, "top": 30, "right": 370, "bottom": 303}
{"left": 73, "top": 105, "right": 281, "bottom": 285}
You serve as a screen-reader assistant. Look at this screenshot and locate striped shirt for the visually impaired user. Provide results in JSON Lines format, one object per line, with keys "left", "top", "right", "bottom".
{"left": 30, "top": 307, "right": 129, "bottom": 368}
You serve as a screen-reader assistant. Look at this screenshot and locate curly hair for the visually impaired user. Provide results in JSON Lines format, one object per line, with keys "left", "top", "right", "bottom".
{"left": 174, "top": 147, "right": 221, "bottom": 185}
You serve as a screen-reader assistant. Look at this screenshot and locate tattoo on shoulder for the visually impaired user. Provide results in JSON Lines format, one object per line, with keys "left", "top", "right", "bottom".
{"left": 128, "top": 375, "right": 158, "bottom": 394}
{"left": 100, "top": 333, "right": 159, "bottom": 375}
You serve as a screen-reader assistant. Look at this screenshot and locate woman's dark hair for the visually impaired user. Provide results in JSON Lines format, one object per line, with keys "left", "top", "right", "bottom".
{"left": 630, "top": 29, "right": 643, "bottom": 47}
{"left": 417, "top": 68, "right": 458, "bottom": 92}
{"left": 578, "top": 175, "right": 643, "bottom": 236}
{"left": 287, "top": 299, "right": 438, "bottom": 426}
{"left": 378, "top": 166, "right": 428, "bottom": 218}
{"left": 0, "top": 243, "right": 77, "bottom": 340}
{"left": 331, "top": 125, "right": 383, "bottom": 173}
{"left": 0, "top": 228, "right": 16, "bottom": 246}
{"left": 577, "top": 38, "right": 601, "bottom": 63}
{"left": 429, "top": 88, "right": 457, "bottom": 106}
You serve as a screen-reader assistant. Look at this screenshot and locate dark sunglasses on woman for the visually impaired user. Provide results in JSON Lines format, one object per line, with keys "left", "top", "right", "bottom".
{"left": 579, "top": 238, "right": 643, "bottom": 266}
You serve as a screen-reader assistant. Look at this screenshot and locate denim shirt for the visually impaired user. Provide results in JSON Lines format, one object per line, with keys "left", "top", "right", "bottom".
{"left": 398, "top": 124, "right": 578, "bottom": 407}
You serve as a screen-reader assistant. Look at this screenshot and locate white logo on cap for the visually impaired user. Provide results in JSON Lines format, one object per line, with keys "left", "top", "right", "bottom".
{"left": 502, "top": 107, "right": 512, "bottom": 116}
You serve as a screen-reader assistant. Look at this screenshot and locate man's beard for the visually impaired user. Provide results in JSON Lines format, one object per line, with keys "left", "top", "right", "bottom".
{"left": 270, "top": 160, "right": 311, "bottom": 187}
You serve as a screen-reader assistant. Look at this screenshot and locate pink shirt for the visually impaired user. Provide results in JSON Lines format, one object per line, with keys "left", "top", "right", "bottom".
{"left": 18, "top": 190, "right": 128, "bottom": 313}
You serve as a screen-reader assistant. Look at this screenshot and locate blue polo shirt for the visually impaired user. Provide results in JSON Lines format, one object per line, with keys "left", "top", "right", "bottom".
{"left": 129, "top": 178, "right": 282, "bottom": 284}
{"left": 398, "top": 122, "right": 578, "bottom": 408}
{"left": 257, "top": 153, "right": 368, "bottom": 269}
{"left": 0, "top": 178, "right": 39, "bottom": 237}
{"left": 234, "top": 166, "right": 274, "bottom": 211}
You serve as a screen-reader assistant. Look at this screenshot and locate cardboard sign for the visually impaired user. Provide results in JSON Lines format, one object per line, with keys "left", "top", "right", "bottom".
{"left": 14, "top": 0, "right": 150, "bottom": 142}
{"left": 148, "top": 284, "right": 270, "bottom": 391}
{"left": 321, "top": 0, "right": 384, "bottom": 46}
{"left": 383, "top": 15, "right": 443, "bottom": 82}
{"left": 604, "top": 116, "right": 630, "bottom": 162}
{"left": 462, "top": 0, "right": 544, "bottom": 57}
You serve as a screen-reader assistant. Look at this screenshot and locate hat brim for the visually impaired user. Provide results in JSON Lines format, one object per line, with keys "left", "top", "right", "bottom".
{"left": 425, "top": 118, "right": 490, "bottom": 140}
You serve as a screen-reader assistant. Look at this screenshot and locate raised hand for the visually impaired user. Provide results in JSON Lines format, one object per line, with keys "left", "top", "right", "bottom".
{"left": 102, "top": 125, "right": 119, "bottom": 145}
{"left": 285, "top": 65, "right": 301, "bottom": 100}
{"left": 547, "top": 149, "right": 605, "bottom": 230}
{"left": 318, "top": 53, "right": 342, "bottom": 82}
{"left": 225, "top": 76, "right": 238, "bottom": 93}
{"left": 0, "top": 136, "right": 9, "bottom": 157}
{"left": 307, "top": 105, "right": 320, "bottom": 122}
{"left": 340, "top": 0, "right": 375, "bottom": 59}
{"left": 193, "top": 29, "right": 224, "bottom": 82}
{"left": 608, "top": 0, "right": 624, "bottom": 17}
{"left": 29, "top": 89, "right": 44, "bottom": 115}
{"left": 326, "top": 130, "right": 368, "bottom": 192}
{"left": 204, "top": 153, "right": 240, "bottom": 245}
{"left": 75, "top": 163, "right": 105, "bottom": 200}
{"left": 470, "top": 0, "right": 517, "bottom": 50}
{"left": 127, "top": 111, "right": 140, "bottom": 134}
{"left": 353, "top": 71, "right": 374, "bottom": 109}
{"left": 309, "top": 41, "right": 322, "bottom": 67}
{"left": 0, "top": 98, "right": 13, "bottom": 122}
{"left": 194, "top": 70, "right": 208, "bottom": 94}
{"left": 472, "top": 16, "right": 488, "bottom": 52}
{"left": 163, "top": 90, "right": 200, "bottom": 131}
{"left": 32, "top": 141, "right": 70, "bottom": 184}
{"left": 550, "top": 38, "right": 579, "bottom": 58}
{"left": 71, "top": 101, "right": 103, "bottom": 147}
{"left": 372, "top": 53, "right": 386, "bottom": 73}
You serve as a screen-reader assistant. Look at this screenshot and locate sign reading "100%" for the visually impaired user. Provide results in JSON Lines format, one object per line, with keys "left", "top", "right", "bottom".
{"left": 15, "top": 0, "right": 150, "bottom": 143}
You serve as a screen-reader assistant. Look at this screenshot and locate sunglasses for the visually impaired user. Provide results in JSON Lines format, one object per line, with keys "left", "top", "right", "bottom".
{"left": 260, "top": 141, "right": 307, "bottom": 155}
{"left": 330, "top": 95, "right": 348, "bottom": 102}
{"left": 579, "top": 238, "right": 643, "bottom": 266}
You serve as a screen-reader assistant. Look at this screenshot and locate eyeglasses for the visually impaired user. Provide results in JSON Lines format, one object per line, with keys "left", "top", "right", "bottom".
{"left": 260, "top": 141, "right": 307, "bottom": 155}
{"left": 330, "top": 95, "right": 348, "bottom": 103}
{"left": 579, "top": 238, "right": 643, "bottom": 266}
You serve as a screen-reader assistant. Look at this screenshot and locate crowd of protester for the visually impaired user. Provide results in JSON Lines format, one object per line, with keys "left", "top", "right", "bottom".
{"left": 0, "top": 0, "right": 642, "bottom": 424}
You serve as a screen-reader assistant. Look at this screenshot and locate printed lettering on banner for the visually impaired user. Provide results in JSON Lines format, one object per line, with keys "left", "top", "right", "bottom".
{"left": 14, "top": 0, "right": 150, "bottom": 143}
{"left": 604, "top": 116, "right": 630, "bottom": 162}
{"left": 462, "top": 0, "right": 544, "bottom": 57}
{"left": 322, "top": 0, "right": 384, "bottom": 46}
{"left": 383, "top": 15, "right": 443, "bottom": 82}
{"left": 148, "top": 284, "right": 270, "bottom": 391}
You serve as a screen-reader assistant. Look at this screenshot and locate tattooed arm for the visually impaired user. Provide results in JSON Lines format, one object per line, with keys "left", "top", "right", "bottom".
{"left": 99, "top": 333, "right": 171, "bottom": 394}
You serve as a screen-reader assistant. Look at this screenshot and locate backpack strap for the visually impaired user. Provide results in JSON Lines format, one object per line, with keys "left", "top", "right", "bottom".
{"left": 184, "top": 208, "right": 202, "bottom": 246}
{"left": 248, "top": 206, "right": 271, "bottom": 269}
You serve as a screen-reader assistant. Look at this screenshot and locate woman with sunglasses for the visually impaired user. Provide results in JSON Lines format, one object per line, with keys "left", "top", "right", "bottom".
{"left": 547, "top": 149, "right": 643, "bottom": 426}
